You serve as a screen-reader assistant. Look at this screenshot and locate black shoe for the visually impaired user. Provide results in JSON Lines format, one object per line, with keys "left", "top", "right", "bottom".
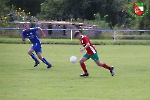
{"left": 110, "top": 66, "right": 114, "bottom": 76}
{"left": 47, "top": 64, "right": 52, "bottom": 68}
{"left": 80, "top": 73, "right": 89, "bottom": 77}
{"left": 34, "top": 62, "right": 40, "bottom": 67}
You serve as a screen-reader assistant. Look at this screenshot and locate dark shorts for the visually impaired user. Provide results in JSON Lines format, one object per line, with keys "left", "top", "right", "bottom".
{"left": 31, "top": 43, "right": 42, "bottom": 54}
{"left": 83, "top": 52, "right": 99, "bottom": 61}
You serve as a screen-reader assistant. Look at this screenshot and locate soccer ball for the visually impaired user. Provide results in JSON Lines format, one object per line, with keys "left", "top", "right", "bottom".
{"left": 70, "top": 56, "right": 77, "bottom": 63}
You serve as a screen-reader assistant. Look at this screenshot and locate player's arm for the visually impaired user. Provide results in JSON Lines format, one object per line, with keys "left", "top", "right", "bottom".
{"left": 80, "top": 43, "right": 90, "bottom": 52}
{"left": 20, "top": 33, "right": 26, "bottom": 44}
{"left": 38, "top": 27, "right": 46, "bottom": 38}
{"left": 80, "top": 37, "right": 90, "bottom": 52}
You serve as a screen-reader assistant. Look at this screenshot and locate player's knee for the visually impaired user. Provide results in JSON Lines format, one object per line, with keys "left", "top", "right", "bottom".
{"left": 79, "top": 60, "right": 81, "bottom": 63}
{"left": 79, "top": 60, "right": 84, "bottom": 64}
{"left": 28, "top": 51, "right": 31, "bottom": 55}
{"left": 98, "top": 63, "right": 102, "bottom": 66}
{"left": 38, "top": 56, "right": 42, "bottom": 60}
{"left": 100, "top": 63, "right": 104, "bottom": 67}
{"left": 96, "top": 61, "right": 103, "bottom": 66}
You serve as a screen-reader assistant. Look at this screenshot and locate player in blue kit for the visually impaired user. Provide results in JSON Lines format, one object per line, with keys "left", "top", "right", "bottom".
{"left": 20, "top": 23, "right": 52, "bottom": 68}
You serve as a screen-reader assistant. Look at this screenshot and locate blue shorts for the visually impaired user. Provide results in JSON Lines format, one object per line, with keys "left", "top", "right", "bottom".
{"left": 31, "top": 43, "right": 42, "bottom": 54}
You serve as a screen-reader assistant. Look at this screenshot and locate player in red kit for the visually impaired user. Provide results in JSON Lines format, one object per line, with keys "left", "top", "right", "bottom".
{"left": 74, "top": 31, "right": 114, "bottom": 77}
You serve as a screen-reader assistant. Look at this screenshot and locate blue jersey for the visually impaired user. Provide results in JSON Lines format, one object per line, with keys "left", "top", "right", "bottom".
{"left": 22, "top": 27, "right": 41, "bottom": 44}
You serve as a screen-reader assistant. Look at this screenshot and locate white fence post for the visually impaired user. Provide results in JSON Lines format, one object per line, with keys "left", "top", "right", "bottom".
{"left": 114, "top": 30, "right": 116, "bottom": 42}
{"left": 71, "top": 30, "right": 73, "bottom": 41}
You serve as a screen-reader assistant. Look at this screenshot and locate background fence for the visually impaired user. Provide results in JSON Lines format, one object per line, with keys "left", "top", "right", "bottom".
{"left": 0, "top": 28, "right": 150, "bottom": 42}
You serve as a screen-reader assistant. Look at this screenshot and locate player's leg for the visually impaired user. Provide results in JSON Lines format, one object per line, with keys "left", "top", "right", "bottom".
{"left": 28, "top": 48, "right": 39, "bottom": 67}
{"left": 95, "top": 60, "right": 114, "bottom": 76}
{"left": 91, "top": 52, "right": 114, "bottom": 76}
{"left": 95, "top": 60, "right": 111, "bottom": 70}
{"left": 79, "top": 54, "right": 89, "bottom": 77}
{"left": 36, "top": 52, "right": 52, "bottom": 68}
{"left": 35, "top": 44, "right": 52, "bottom": 68}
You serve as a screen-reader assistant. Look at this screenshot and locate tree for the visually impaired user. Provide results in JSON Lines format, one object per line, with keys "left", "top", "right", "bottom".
{"left": 0, "top": 0, "right": 39, "bottom": 26}
{"left": 0, "top": 0, "right": 10, "bottom": 26}
{"left": 0, "top": 0, "right": 10, "bottom": 14}
{"left": 41, "top": 0, "right": 99, "bottom": 20}
{"left": 41, "top": 0, "right": 129, "bottom": 28}
{"left": 8, "top": 0, "right": 45, "bottom": 16}
{"left": 41, "top": 0, "right": 65, "bottom": 20}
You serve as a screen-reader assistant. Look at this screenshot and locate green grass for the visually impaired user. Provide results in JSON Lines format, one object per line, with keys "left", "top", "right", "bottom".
{"left": 0, "top": 44, "right": 150, "bottom": 100}
{"left": 1, "top": 37, "right": 150, "bottom": 45}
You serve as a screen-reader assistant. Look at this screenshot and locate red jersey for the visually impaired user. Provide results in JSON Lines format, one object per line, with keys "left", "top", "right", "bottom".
{"left": 80, "top": 35, "right": 97, "bottom": 55}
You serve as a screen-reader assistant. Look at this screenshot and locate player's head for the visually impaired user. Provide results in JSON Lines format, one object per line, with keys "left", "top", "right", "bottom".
{"left": 23, "top": 22, "right": 29, "bottom": 30}
{"left": 74, "top": 31, "right": 81, "bottom": 39}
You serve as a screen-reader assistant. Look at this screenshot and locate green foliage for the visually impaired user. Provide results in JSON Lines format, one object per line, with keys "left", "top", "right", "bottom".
{"left": 40, "top": 0, "right": 150, "bottom": 29}
{"left": 0, "top": 0, "right": 38, "bottom": 27}
{"left": 0, "top": 0, "right": 10, "bottom": 14}
{"left": 0, "top": 0, "right": 10, "bottom": 26}
{"left": 88, "top": 13, "right": 110, "bottom": 29}
{"left": 1, "top": 38, "right": 150, "bottom": 45}
{"left": 95, "top": 0, "right": 128, "bottom": 27}
{"left": 41, "top": 0, "right": 128, "bottom": 27}
{"left": 7, "top": 6, "right": 38, "bottom": 22}
{"left": 1, "top": 0, "right": 150, "bottom": 30}
{"left": 41, "top": 0, "right": 65, "bottom": 20}
{"left": 8, "top": 0, "right": 45, "bottom": 16}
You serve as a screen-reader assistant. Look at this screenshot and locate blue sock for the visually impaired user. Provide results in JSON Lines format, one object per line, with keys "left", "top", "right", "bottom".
{"left": 42, "top": 58, "right": 51, "bottom": 66}
{"left": 30, "top": 53, "right": 39, "bottom": 62}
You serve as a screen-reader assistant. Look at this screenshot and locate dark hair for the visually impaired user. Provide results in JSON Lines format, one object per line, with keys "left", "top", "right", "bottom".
{"left": 22, "top": 23, "right": 25, "bottom": 27}
{"left": 74, "top": 31, "right": 80, "bottom": 37}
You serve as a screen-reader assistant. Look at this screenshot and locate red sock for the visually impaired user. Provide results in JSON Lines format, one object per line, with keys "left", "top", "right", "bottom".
{"left": 80, "top": 63, "right": 87, "bottom": 73}
{"left": 103, "top": 63, "right": 110, "bottom": 70}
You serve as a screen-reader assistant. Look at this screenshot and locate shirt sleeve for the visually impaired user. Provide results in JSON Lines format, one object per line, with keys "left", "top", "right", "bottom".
{"left": 33, "top": 27, "right": 39, "bottom": 32}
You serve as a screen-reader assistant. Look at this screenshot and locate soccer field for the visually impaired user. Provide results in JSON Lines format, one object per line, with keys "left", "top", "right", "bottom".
{"left": 0, "top": 44, "right": 150, "bottom": 100}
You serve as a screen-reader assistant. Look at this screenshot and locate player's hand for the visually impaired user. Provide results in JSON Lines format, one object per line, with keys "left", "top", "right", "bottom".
{"left": 42, "top": 34, "right": 46, "bottom": 38}
{"left": 22, "top": 41, "right": 26, "bottom": 44}
{"left": 80, "top": 48, "right": 85, "bottom": 52}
